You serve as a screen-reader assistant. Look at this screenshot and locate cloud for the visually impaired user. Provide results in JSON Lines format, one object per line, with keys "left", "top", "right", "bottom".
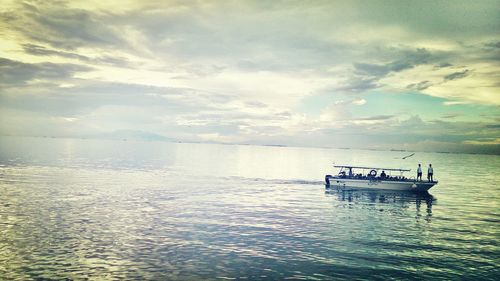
{"left": 357, "top": 115, "right": 394, "bottom": 121}
{"left": 0, "top": 0, "right": 499, "bottom": 154}
{"left": 354, "top": 48, "right": 432, "bottom": 77}
{"left": 331, "top": 47, "right": 450, "bottom": 95}
{"left": 1, "top": 1, "right": 124, "bottom": 50}
{"left": 484, "top": 124, "right": 500, "bottom": 129}
{"left": 0, "top": 79, "right": 236, "bottom": 118}
{"left": 352, "top": 98, "right": 367, "bottom": 105}
{"left": 443, "top": 101, "right": 470, "bottom": 106}
{"left": 22, "top": 44, "right": 89, "bottom": 60}
{"left": 380, "top": 63, "right": 499, "bottom": 105}
{"left": 407, "top": 80, "right": 432, "bottom": 91}
{"left": 484, "top": 41, "right": 500, "bottom": 49}
{"left": 0, "top": 57, "right": 92, "bottom": 86}
{"left": 335, "top": 77, "right": 379, "bottom": 93}
{"left": 434, "top": 62, "right": 453, "bottom": 69}
{"left": 441, "top": 113, "right": 462, "bottom": 119}
{"left": 444, "top": 69, "right": 470, "bottom": 81}
{"left": 463, "top": 138, "right": 500, "bottom": 145}
{"left": 22, "top": 44, "right": 130, "bottom": 67}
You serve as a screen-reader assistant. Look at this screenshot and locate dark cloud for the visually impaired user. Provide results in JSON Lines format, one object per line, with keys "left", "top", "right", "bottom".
{"left": 354, "top": 63, "right": 390, "bottom": 77}
{"left": 354, "top": 60, "right": 414, "bottom": 77}
{"left": 434, "top": 62, "right": 453, "bottom": 68}
{"left": 444, "top": 69, "right": 470, "bottom": 81}
{"left": 484, "top": 124, "right": 500, "bottom": 129}
{"left": 479, "top": 41, "right": 500, "bottom": 61}
{"left": 355, "top": 48, "right": 433, "bottom": 78}
{"left": 441, "top": 113, "right": 462, "bottom": 119}
{"left": 344, "top": 48, "right": 443, "bottom": 94}
{"left": 22, "top": 43, "right": 89, "bottom": 60}
{"left": 387, "top": 60, "right": 414, "bottom": 72}
{"left": 356, "top": 115, "right": 394, "bottom": 121}
{"left": 341, "top": 54, "right": 422, "bottom": 95}
{"left": 22, "top": 44, "right": 130, "bottom": 67}
{"left": 0, "top": 57, "right": 92, "bottom": 86}
{"left": 399, "top": 48, "right": 433, "bottom": 64}
{"left": 484, "top": 41, "right": 500, "bottom": 49}
{"left": 93, "top": 56, "right": 131, "bottom": 67}
{"left": 2, "top": 2, "right": 124, "bottom": 50}
{"left": 407, "top": 80, "right": 432, "bottom": 91}
{"left": 336, "top": 77, "right": 378, "bottom": 93}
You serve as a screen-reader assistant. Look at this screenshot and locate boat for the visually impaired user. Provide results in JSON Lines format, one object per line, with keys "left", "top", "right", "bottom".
{"left": 325, "top": 165, "right": 437, "bottom": 192}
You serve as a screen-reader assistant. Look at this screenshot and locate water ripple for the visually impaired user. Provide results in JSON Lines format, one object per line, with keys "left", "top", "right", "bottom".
{"left": 0, "top": 139, "right": 499, "bottom": 280}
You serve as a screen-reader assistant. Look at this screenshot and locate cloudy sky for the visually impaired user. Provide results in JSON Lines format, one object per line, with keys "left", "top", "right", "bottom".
{"left": 1, "top": 0, "right": 499, "bottom": 153}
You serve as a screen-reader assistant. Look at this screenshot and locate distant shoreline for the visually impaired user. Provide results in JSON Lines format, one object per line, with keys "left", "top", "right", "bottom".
{"left": 1, "top": 134, "right": 498, "bottom": 156}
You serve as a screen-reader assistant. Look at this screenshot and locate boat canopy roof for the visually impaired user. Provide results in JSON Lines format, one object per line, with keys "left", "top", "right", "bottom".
{"left": 333, "top": 165, "right": 411, "bottom": 172}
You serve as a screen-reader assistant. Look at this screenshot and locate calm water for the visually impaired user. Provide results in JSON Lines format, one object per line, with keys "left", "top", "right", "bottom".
{"left": 0, "top": 137, "right": 498, "bottom": 280}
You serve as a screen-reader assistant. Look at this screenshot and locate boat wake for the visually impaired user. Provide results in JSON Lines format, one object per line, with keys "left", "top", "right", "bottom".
{"left": 222, "top": 176, "right": 325, "bottom": 186}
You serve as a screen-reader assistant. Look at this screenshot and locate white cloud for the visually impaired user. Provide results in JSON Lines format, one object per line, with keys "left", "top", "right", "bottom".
{"left": 352, "top": 98, "right": 367, "bottom": 105}
{"left": 463, "top": 138, "right": 500, "bottom": 145}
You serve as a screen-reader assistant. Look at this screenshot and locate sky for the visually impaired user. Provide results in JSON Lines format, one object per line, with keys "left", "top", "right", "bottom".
{"left": 0, "top": 0, "right": 499, "bottom": 154}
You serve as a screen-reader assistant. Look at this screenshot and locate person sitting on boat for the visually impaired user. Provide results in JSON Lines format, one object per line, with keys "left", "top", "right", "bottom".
{"left": 417, "top": 164, "right": 422, "bottom": 181}
{"left": 380, "top": 170, "right": 386, "bottom": 179}
{"left": 427, "top": 164, "right": 434, "bottom": 182}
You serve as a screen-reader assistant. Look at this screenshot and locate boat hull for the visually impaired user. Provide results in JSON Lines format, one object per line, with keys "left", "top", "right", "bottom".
{"left": 326, "top": 177, "right": 436, "bottom": 192}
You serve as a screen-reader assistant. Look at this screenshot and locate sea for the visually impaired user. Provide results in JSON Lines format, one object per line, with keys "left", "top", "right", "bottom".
{"left": 0, "top": 136, "right": 498, "bottom": 280}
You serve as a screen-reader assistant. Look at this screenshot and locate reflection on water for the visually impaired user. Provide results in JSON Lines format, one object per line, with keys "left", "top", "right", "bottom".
{"left": 326, "top": 189, "right": 435, "bottom": 222}
{"left": 0, "top": 137, "right": 499, "bottom": 280}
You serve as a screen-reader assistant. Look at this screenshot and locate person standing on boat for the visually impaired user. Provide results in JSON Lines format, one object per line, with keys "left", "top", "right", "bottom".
{"left": 417, "top": 164, "right": 422, "bottom": 181}
{"left": 427, "top": 164, "right": 434, "bottom": 182}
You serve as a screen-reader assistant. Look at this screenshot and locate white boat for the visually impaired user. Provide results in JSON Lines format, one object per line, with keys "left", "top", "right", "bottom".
{"left": 325, "top": 165, "right": 437, "bottom": 192}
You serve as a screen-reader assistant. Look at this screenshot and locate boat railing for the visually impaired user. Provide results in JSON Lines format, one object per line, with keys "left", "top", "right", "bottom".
{"left": 334, "top": 165, "right": 418, "bottom": 181}
{"left": 335, "top": 173, "right": 414, "bottom": 181}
